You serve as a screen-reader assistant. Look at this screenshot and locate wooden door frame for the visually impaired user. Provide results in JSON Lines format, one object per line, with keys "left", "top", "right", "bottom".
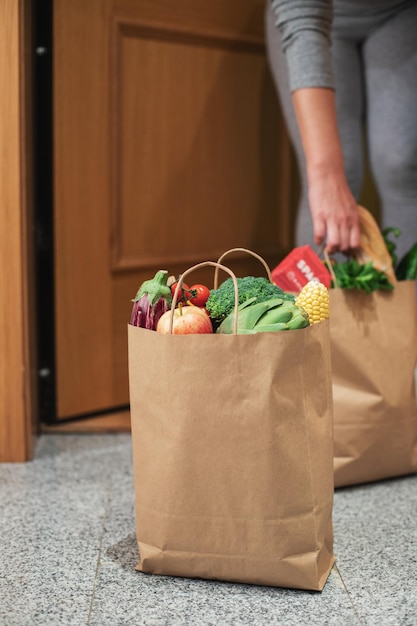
{"left": 0, "top": 0, "right": 37, "bottom": 462}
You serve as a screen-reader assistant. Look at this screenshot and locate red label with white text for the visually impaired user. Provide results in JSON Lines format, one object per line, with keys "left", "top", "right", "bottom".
{"left": 272, "top": 245, "right": 331, "bottom": 292}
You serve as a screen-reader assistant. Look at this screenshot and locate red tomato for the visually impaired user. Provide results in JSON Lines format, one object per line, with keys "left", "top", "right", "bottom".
{"left": 170, "top": 280, "right": 192, "bottom": 304}
{"left": 189, "top": 284, "right": 210, "bottom": 307}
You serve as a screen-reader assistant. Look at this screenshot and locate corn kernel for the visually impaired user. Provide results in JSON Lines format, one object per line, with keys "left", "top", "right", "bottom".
{"left": 295, "top": 280, "right": 330, "bottom": 324}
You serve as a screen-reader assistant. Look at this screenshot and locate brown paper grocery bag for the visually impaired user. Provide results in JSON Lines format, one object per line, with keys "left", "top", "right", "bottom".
{"left": 330, "top": 281, "right": 417, "bottom": 487}
{"left": 128, "top": 261, "right": 335, "bottom": 591}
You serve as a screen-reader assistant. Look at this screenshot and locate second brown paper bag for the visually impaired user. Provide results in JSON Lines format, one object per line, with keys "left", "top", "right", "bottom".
{"left": 330, "top": 281, "right": 417, "bottom": 487}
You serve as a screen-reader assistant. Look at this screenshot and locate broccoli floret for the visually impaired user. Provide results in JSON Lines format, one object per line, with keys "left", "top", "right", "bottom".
{"left": 206, "top": 276, "right": 295, "bottom": 323}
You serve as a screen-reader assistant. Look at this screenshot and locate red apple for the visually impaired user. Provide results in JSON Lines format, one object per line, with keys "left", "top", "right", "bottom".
{"left": 156, "top": 306, "right": 213, "bottom": 334}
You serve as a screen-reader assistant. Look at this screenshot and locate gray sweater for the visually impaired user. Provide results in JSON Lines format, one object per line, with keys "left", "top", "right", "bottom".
{"left": 269, "top": 0, "right": 412, "bottom": 91}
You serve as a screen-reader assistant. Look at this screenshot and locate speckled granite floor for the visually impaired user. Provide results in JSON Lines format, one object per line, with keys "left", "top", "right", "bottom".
{"left": 1, "top": 434, "right": 416, "bottom": 626}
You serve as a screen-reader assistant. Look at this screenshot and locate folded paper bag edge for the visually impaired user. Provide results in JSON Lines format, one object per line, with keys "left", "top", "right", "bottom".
{"left": 136, "top": 541, "right": 335, "bottom": 592}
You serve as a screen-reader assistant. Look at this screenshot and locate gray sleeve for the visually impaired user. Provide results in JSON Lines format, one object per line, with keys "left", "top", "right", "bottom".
{"left": 270, "top": 0, "right": 334, "bottom": 92}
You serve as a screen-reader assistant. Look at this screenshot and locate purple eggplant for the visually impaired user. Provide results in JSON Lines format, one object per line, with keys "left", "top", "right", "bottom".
{"left": 130, "top": 270, "right": 172, "bottom": 330}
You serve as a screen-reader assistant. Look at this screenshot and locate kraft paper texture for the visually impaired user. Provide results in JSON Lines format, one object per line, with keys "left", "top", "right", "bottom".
{"left": 128, "top": 319, "right": 335, "bottom": 591}
{"left": 330, "top": 281, "right": 417, "bottom": 487}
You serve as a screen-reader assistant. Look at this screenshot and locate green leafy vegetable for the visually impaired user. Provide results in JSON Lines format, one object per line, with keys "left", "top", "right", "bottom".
{"left": 206, "top": 276, "right": 295, "bottom": 323}
{"left": 328, "top": 259, "right": 394, "bottom": 294}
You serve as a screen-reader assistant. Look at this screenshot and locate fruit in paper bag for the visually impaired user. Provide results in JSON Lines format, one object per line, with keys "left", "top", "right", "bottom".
{"left": 188, "top": 284, "right": 210, "bottom": 307}
{"left": 157, "top": 306, "right": 213, "bottom": 334}
{"left": 170, "top": 279, "right": 193, "bottom": 304}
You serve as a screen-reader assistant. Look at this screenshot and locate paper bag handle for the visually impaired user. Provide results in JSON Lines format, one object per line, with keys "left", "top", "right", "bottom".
{"left": 170, "top": 261, "right": 240, "bottom": 334}
{"left": 213, "top": 247, "right": 273, "bottom": 289}
{"left": 322, "top": 247, "right": 339, "bottom": 288}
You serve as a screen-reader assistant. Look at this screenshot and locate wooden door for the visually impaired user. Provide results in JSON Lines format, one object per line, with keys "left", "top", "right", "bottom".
{"left": 53, "top": 0, "right": 293, "bottom": 420}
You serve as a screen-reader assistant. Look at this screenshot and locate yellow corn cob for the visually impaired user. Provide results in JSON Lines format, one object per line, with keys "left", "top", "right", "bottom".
{"left": 295, "top": 279, "right": 329, "bottom": 324}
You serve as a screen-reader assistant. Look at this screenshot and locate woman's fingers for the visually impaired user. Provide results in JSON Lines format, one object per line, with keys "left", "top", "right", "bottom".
{"left": 324, "top": 218, "right": 340, "bottom": 253}
{"left": 311, "top": 199, "right": 360, "bottom": 253}
{"left": 349, "top": 218, "right": 361, "bottom": 249}
{"left": 313, "top": 215, "right": 326, "bottom": 247}
{"left": 323, "top": 218, "right": 360, "bottom": 252}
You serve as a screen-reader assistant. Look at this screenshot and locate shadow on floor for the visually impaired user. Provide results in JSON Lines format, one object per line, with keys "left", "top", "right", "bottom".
{"left": 106, "top": 533, "right": 139, "bottom": 572}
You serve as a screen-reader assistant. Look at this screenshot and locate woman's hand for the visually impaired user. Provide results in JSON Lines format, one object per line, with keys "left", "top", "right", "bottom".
{"left": 308, "top": 166, "right": 360, "bottom": 252}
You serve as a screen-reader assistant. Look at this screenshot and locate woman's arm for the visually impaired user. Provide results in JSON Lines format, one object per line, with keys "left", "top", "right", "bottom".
{"left": 270, "top": 1, "right": 360, "bottom": 251}
{"left": 292, "top": 88, "right": 360, "bottom": 252}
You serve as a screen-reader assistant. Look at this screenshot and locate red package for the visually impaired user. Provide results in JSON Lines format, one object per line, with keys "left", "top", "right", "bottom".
{"left": 272, "top": 245, "right": 331, "bottom": 292}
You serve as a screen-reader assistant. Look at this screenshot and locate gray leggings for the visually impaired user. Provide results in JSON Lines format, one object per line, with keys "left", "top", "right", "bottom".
{"left": 265, "top": 2, "right": 417, "bottom": 259}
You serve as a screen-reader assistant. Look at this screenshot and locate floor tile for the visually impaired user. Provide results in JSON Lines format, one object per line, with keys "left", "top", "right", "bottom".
{"left": 333, "top": 475, "right": 417, "bottom": 626}
{"left": 1, "top": 434, "right": 416, "bottom": 626}
{"left": 0, "top": 434, "right": 124, "bottom": 626}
